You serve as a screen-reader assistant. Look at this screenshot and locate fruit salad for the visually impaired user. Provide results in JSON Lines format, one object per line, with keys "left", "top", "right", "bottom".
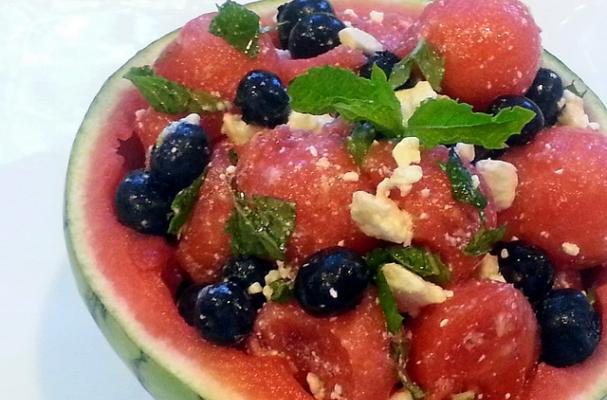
{"left": 67, "top": 0, "right": 607, "bottom": 399}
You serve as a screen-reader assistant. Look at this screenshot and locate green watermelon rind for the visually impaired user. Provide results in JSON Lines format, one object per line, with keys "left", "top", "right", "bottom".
{"left": 63, "top": 0, "right": 607, "bottom": 399}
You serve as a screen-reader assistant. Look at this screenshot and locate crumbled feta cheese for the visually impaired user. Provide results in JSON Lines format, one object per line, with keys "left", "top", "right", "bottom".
{"left": 330, "top": 384, "right": 344, "bottom": 400}
{"left": 247, "top": 282, "right": 263, "bottom": 295}
{"left": 277, "top": 262, "right": 295, "bottom": 280}
{"left": 471, "top": 175, "right": 481, "bottom": 189}
{"left": 316, "top": 157, "right": 331, "bottom": 168}
{"left": 338, "top": 27, "right": 384, "bottom": 55}
{"left": 181, "top": 113, "right": 201, "bottom": 126}
{"left": 589, "top": 122, "right": 602, "bottom": 131}
{"left": 562, "top": 242, "right": 581, "bottom": 256}
{"left": 558, "top": 89, "right": 592, "bottom": 129}
{"left": 264, "top": 269, "right": 282, "bottom": 285}
{"left": 369, "top": 10, "right": 385, "bottom": 24}
{"left": 225, "top": 165, "right": 237, "bottom": 175}
{"left": 343, "top": 8, "right": 358, "bottom": 18}
{"left": 477, "top": 254, "right": 506, "bottom": 282}
{"left": 455, "top": 143, "right": 476, "bottom": 163}
{"left": 306, "top": 373, "right": 326, "bottom": 400}
{"left": 392, "top": 137, "right": 421, "bottom": 167}
{"left": 475, "top": 159, "right": 519, "bottom": 211}
{"left": 350, "top": 191, "right": 414, "bottom": 245}
{"left": 221, "top": 113, "right": 257, "bottom": 145}
{"left": 377, "top": 165, "right": 423, "bottom": 197}
{"left": 342, "top": 171, "right": 360, "bottom": 182}
{"left": 262, "top": 285, "right": 274, "bottom": 301}
{"left": 382, "top": 263, "right": 453, "bottom": 316}
{"left": 389, "top": 390, "right": 413, "bottom": 400}
{"left": 395, "top": 81, "right": 439, "bottom": 125}
{"left": 288, "top": 111, "right": 335, "bottom": 133}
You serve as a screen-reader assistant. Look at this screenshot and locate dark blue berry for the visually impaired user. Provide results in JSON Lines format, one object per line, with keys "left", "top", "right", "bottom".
{"left": 536, "top": 289, "right": 601, "bottom": 367}
{"left": 295, "top": 247, "right": 370, "bottom": 316}
{"left": 222, "top": 256, "right": 274, "bottom": 309}
{"left": 277, "top": 0, "right": 335, "bottom": 49}
{"left": 360, "top": 51, "right": 401, "bottom": 79}
{"left": 114, "top": 169, "right": 173, "bottom": 235}
{"left": 176, "top": 284, "right": 205, "bottom": 326}
{"left": 235, "top": 70, "right": 290, "bottom": 128}
{"left": 194, "top": 282, "right": 256, "bottom": 346}
{"left": 288, "top": 13, "right": 345, "bottom": 59}
{"left": 150, "top": 120, "right": 211, "bottom": 192}
{"left": 525, "top": 68, "right": 564, "bottom": 126}
{"left": 492, "top": 241, "right": 555, "bottom": 302}
{"left": 489, "top": 95, "right": 545, "bottom": 146}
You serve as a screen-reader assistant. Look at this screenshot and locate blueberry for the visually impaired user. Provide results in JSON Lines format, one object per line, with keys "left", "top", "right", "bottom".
{"left": 194, "top": 282, "right": 256, "bottom": 346}
{"left": 492, "top": 241, "right": 555, "bottom": 302}
{"left": 114, "top": 169, "right": 173, "bottom": 235}
{"left": 525, "top": 68, "right": 564, "bottom": 126}
{"left": 489, "top": 96, "right": 545, "bottom": 147}
{"left": 536, "top": 289, "right": 601, "bottom": 367}
{"left": 235, "top": 70, "right": 290, "bottom": 128}
{"left": 288, "top": 13, "right": 346, "bottom": 59}
{"left": 360, "top": 51, "right": 401, "bottom": 79}
{"left": 150, "top": 119, "right": 211, "bottom": 192}
{"left": 277, "top": 0, "right": 335, "bottom": 49}
{"left": 295, "top": 247, "right": 371, "bottom": 316}
{"left": 222, "top": 256, "right": 274, "bottom": 308}
{"left": 176, "top": 284, "right": 205, "bottom": 326}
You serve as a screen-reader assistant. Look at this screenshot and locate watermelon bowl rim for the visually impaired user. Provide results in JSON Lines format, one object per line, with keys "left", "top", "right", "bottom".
{"left": 64, "top": 0, "right": 607, "bottom": 399}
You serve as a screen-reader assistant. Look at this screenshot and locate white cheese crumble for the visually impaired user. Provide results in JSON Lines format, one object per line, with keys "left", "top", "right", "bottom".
{"left": 247, "top": 282, "right": 263, "bottom": 295}
{"left": 558, "top": 89, "right": 594, "bottom": 129}
{"left": 288, "top": 111, "right": 335, "bottom": 133}
{"left": 369, "top": 10, "right": 385, "bottom": 24}
{"left": 221, "top": 113, "right": 257, "bottom": 145}
{"left": 395, "top": 81, "right": 439, "bottom": 125}
{"left": 562, "top": 242, "right": 581, "bottom": 256}
{"left": 350, "top": 192, "right": 414, "bottom": 245}
{"left": 338, "top": 27, "right": 384, "bottom": 55}
{"left": 382, "top": 263, "right": 453, "bottom": 316}
{"left": 454, "top": 143, "right": 476, "bottom": 163}
{"left": 329, "top": 384, "right": 344, "bottom": 400}
{"left": 477, "top": 254, "right": 506, "bottom": 282}
{"left": 377, "top": 137, "right": 423, "bottom": 197}
{"left": 343, "top": 8, "right": 358, "bottom": 18}
{"left": 475, "top": 159, "right": 519, "bottom": 211}
{"left": 389, "top": 390, "right": 414, "bottom": 400}
{"left": 393, "top": 137, "right": 422, "bottom": 167}
{"left": 264, "top": 269, "right": 281, "bottom": 285}
{"left": 342, "top": 171, "right": 360, "bottom": 182}
{"left": 306, "top": 373, "right": 326, "bottom": 400}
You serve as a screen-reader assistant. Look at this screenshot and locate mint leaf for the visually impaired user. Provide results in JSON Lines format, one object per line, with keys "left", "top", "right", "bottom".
{"left": 226, "top": 191, "right": 296, "bottom": 260}
{"left": 404, "top": 97, "right": 536, "bottom": 149}
{"left": 228, "top": 149, "right": 239, "bottom": 165}
{"left": 209, "top": 0, "right": 260, "bottom": 58}
{"left": 270, "top": 279, "right": 295, "bottom": 303}
{"left": 124, "top": 66, "right": 227, "bottom": 114}
{"left": 366, "top": 246, "right": 451, "bottom": 285}
{"left": 464, "top": 225, "right": 506, "bottom": 256}
{"left": 390, "top": 38, "right": 445, "bottom": 91}
{"left": 375, "top": 270, "right": 404, "bottom": 334}
{"left": 167, "top": 172, "right": 206, "bottom": 237}
{"left": 288, "top": 66, "right": 404, "bottom": 135}
{"left": 440, "top": 148, "right": 488, "bottom": 211}
{"left": 346, "top": 122, "right": 377, "bottom": 166}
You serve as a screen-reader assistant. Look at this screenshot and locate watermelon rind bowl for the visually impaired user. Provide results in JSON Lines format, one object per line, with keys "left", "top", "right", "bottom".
{"left": 64, "top": 0, "right": 607, "bottom": 399}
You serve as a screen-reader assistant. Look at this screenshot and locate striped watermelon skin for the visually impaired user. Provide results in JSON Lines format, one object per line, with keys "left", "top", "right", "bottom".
{"left": 63, "top": 0, "right": 607, "bottom": 399}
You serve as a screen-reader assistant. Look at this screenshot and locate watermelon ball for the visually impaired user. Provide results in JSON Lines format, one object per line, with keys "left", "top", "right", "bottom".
{"left": 288, "top": 13, "right": 346, "bottom": 59}
{"left": 194, "top": 281, "right": 256, "bottom": 346}
{"left": 295, "top": 247, "right": 371, "bottom": 316}
{"left": 359, "top": 51, "right": 401, "bottom": 79}
{"left": 416, "top": 0, "right": 541, "bottom": 110}
{"left": 536, "top": 289, "right": 601, "bottom": 367}
{"left": 234, "top": 70, "right": 290, "bottom": 128}
{"left": 150, "top": 118, "right": 211, "bottom": 193}
{"left": 489, "top": 96, "right": 545, "bottom": 147}
{"left": 526, "top": 68, "right": 565, "bottom": 126}
{"left": 114, "top": 169, "right": 173, "bottom": 235}
{"left": 176, "top": 284, "right": 205, "bottom": 326}
{"left": 492, "top": 240, "right": 555, "bottom": 302}
{"left": 222, "top": 256, "right": 274, "bottom": 309}
{"left": 277, "top": 0, "right": 335, "bottom": 49}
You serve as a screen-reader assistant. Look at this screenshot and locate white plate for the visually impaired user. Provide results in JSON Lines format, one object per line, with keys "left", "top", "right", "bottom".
{"left": 0, "top": 1, "right": 604, "bottom": 399}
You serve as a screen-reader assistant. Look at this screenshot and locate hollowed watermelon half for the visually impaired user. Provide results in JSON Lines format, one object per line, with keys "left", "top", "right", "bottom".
{"left": 64, "top": 0, "right": 607, "bottom": 399}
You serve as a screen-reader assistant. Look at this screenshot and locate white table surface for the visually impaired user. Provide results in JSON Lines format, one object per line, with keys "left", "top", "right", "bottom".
{"left": 0, "top": 0, "right": 605, "bottom": 398}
